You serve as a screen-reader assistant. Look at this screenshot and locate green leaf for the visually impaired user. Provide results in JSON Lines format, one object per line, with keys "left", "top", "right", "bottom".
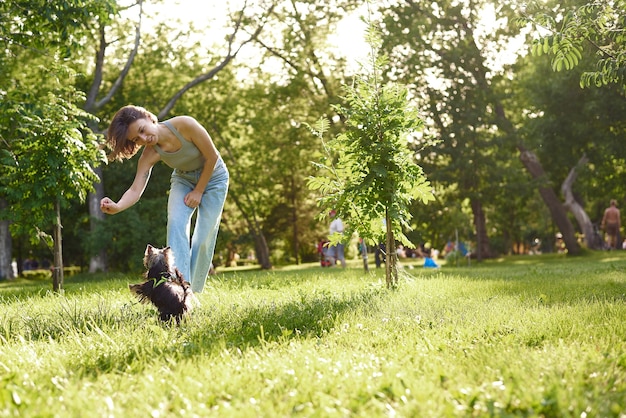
{"left": 542, "top": 37, "right": 550, "bottom": 54}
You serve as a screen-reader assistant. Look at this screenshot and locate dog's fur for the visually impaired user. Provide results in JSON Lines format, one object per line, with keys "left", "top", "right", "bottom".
{"left": 129, "top": 244, "right": 195, "bottom": 322}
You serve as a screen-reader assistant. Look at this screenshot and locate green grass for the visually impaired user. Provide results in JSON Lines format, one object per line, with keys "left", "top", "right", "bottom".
{"left": 1, "top": 252, "right": 626, "bottom": 417}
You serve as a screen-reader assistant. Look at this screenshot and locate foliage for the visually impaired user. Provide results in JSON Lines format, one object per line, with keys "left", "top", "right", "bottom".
{"left": 2, "top": 0, "right": 626, "bottom": 272}
{"left": 378, "top": 0, "right": 532, "bottom": 259}
{"left": 510, "top": 48, "right": 626, "bottom": 224}
{"left": 307, "top": 26, "right": 434, "bottom": 249}
{"left": 0, "top": 0, "right": 118, "bottom": 280}
{"left": 1, "top": 253, "right": 626, "bottom": 416}
{"left": 20, "top": 267, "right": 81, "bottom": 281}
{"left": 96, "top": 157, "right": 170, "bottom": 272}
{"left": 212, "top": 78, "right": 325, "bottom": 265}
{"left": 519, "top": 0, "right": 626, "bottom": 88}
{"left": 0, "top": 65, "right": 106, "bottom": 240}
{"left": 0, "top": 0, "right": 117, "bottom": 57}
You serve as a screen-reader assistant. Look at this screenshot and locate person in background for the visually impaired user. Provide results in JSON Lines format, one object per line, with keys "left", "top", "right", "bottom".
{"left": 422, "top": 242, "right": 439, "bottom": 268}
{"left": 100, "top": 105, "right": 229, "bottom": 293}
{"left": 328, "top": 210, "right": 346, "bottom": 268}
{"left": 601, "top": 199, "right": 621, "bottom": 250}
{"left": 375, "top": 243, "right": 385, "bottom": 268}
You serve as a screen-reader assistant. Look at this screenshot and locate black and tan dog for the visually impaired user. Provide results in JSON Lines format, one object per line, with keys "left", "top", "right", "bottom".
{"left": 129, "top": 244, "right": 195, "bottom": 322}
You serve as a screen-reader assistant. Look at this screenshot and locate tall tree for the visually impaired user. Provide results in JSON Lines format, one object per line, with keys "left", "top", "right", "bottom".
{"left": 199, "top": 0, "right": 362, "bottom": 268}
{"left": 511, "top": 46, "right": 626, "bottom": 247}
{"left": 379, "top": 0, "right": 582, "bottom": 256}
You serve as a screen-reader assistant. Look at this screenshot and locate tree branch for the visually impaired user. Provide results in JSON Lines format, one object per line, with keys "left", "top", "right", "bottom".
{"left": 157, "top": 1, "right": 276, "bottom": 119}
{"left": 95, "top": 0, "right": 144, "bottom": 110}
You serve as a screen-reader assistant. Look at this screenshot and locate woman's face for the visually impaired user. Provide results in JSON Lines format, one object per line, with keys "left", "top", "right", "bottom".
{"left": 127, "top": 117, "right": 158, "bottom": 146}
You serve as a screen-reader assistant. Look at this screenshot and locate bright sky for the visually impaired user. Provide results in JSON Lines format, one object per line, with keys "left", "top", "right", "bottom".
{"left": 138, "top": 0, "right": 522, "bottom": 81}
{"left": 140, "top": 0, "right": 370, "bottom": 72}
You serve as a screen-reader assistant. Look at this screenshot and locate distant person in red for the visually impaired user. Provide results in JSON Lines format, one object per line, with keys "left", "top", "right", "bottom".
{"left": 601, "top": 199, "right": 621, "bottom": 249}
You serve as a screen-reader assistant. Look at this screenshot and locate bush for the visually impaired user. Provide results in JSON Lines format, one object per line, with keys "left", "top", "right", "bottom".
{"left": 64, "top": 266, "right": 82, "bottom": 277}
{"left": 21, "top": 266, "right": 82, "bottom": 280}
{"left": 21, "top": 269, "right": 52, "bottom": 280}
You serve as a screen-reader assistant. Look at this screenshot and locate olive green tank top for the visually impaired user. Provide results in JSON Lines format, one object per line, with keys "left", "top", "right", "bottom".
{"left": 153, "top": 120, "right": 205, "bottom": 171}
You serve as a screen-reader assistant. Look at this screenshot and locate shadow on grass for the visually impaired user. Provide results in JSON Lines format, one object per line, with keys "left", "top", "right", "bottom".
{"left": 184, "top": 286, "right": 384, "bottom": 357}
{"left": 1, "top": 269, "right": 385, "bottom": 377}
{"left": 0, "top": 272, "right": 140, "bottom": 301}
{"left": 72, "top": 286, "right": 383, "bottom": 377}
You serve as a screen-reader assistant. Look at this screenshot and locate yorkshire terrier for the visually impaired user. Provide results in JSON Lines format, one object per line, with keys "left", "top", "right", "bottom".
{"left": 129, "top": 244, "right": 195, "bottom": 322}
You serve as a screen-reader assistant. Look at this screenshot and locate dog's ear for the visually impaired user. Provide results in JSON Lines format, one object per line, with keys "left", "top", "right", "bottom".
{"left": 163, "top": 246, "right": 175, "bottom": 265}
{"left": 145, "top": 244, "right": 155, "bottom": 256}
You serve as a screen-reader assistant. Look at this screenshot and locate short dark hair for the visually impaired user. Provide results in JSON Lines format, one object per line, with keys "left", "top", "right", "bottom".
{"left": 106, "top": 105, "right": 157, "bottom": 161}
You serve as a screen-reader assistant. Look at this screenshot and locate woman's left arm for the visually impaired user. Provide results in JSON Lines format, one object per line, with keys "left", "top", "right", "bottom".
{"left": 177, "top": 116, "right": 220, "bottom": 208}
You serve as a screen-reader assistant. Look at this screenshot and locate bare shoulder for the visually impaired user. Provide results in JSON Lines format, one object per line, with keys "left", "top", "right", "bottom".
{"left": 139, "top": 145, "right": 161, "bottom": 165}
{"left": 169, "top": 115, "right": 202, "bottom": 131}
{"left": 169, "top": 115, "right": 211, "bottom": 143}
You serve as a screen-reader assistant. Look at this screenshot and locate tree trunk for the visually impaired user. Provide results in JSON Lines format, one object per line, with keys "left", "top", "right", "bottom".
{"left": 88, "top": 166, "right": 107, "bottom": 272}
{"left": 493, "top": 103, "right": 582, "bottom": 255}
{"left": 470, "top": 197, "right": 491, "bottom": 261}
{"left": 52, "top": 199, "right": 64, "bottom": 292}
{"left": 227, "top": 189, "right": 273, "bottom": 269}
{"left": 519, "top": 148, "right": 581, "bottom": 255}
{"left": 290, "top": 177, "right": 300, "bottom": 264}
{"left": 561, "top": 155, "right": 597, "bottom": 249}
{"left": 0, "top": 198, "right": 14, "bottom": 280}
{"left": 385, "top": 209, "right": 397, "bottom": 288}
{"left": 254, "top": 232, "right": 272, "bottom": 270}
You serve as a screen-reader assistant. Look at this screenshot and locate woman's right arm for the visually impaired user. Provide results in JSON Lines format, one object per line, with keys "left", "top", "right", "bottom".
{"left": 100, "top": 148, "right": 160, "bottom": 215}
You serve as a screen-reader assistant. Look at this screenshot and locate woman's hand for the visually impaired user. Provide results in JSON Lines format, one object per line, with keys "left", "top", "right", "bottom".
{"left": 100, "top": 197, "right": 121, "bottom": 215}
{"left": 184, "top": 190, "right": 203, "bottom": 208}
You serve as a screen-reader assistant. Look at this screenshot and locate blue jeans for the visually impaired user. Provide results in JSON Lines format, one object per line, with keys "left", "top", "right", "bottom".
{"left": 167, "top": 158, "right": 229, "bottom": 293}
{"left": 329, "top": 243, "right": 346, "bottom": 267}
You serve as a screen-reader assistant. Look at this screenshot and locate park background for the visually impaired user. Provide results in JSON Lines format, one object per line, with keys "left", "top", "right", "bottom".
{"left": 1, "top": 1, "right": 626, "bottom": 416}
{"left": 1, "top": 0, "right": 625, "bottom": 279}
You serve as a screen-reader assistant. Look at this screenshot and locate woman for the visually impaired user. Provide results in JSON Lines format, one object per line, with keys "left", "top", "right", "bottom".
{"left": 100, "top": 105, "right": 229, "bottom": 293}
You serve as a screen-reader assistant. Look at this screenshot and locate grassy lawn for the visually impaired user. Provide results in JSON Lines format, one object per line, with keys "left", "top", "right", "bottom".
{"left": 1, "top": 252, "right": 625, "bottom": 417}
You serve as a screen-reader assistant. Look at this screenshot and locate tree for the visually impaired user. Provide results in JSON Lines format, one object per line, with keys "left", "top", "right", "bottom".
{"left": 0, "top": 0, "right": 114, "bottom": 282}
{"left": 510, "top": 47, "right": 626, "bottom": 248}
{"left": 308, "top": 26, "right": 434, "bottom": 288}
{"left": 209, "top": 80, "right": 323, "bottom": 269}
{"left": 519, "top": 0, "right": 626, "bottom": 88}
{"left": 238, "top": 0, "right": 362, "bottom": 267}
{"left": 1, "top": 70, "right": 105, "bottom": 291}
{"left": 379, "top": 0, "right": 524, "bottom": 259}
{"left": 379, "top": 0, "right": 583, "bottom": 256}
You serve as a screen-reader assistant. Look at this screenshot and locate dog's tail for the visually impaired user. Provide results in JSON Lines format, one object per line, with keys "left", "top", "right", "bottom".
{"left": 129, "top": 283, "right": 153, "bottom": 304}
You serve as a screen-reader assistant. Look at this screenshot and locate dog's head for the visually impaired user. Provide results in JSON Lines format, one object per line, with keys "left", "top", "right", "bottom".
{"left": 144, "top": 244, "right": 176, "bottom": 274}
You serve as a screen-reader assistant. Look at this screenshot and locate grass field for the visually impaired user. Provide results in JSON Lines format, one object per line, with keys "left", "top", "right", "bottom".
{"left": 1, "top": 252, "right": 625, "bottom": 417}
